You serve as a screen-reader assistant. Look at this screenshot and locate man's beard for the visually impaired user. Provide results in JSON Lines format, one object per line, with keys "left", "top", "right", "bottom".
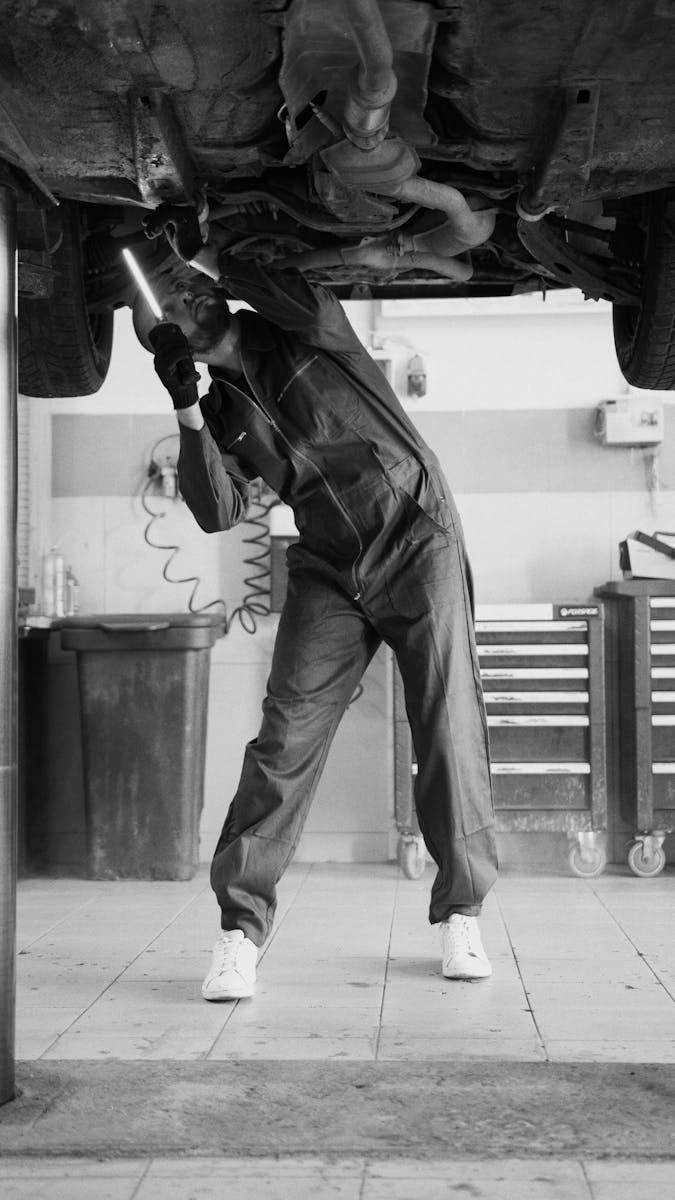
{"left": 187, "top": 298, "right": 231, "bottom": 354}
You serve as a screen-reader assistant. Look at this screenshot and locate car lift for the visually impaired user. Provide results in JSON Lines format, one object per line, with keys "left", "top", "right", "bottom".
{"left": 0, "top": 184, "right": 18, "bottom": 1106}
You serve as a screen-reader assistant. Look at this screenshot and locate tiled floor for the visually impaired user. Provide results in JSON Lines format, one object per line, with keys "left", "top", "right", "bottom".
{"left": 15, "top": 863, "right": 675, "bottom": 1064}
{"left": 6, "top": 863, "right": 675, "bottom": 1196}
{"left": 3, "top": 1156, "right": 675, "bottom": 1200}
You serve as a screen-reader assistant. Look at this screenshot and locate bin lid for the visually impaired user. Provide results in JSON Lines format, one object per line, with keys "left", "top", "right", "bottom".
{"left": 19, "top": 622, "right": 52, "bottom": 639}
{"left": 59, "top": 611, "right": 226, "bottom": 652}
{"left": 59, "top": 612, "right": 226, "bottom": 631}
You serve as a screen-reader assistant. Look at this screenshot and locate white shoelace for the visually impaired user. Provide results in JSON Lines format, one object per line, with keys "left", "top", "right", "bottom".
{"left": 211, "top": 933, "right": 241, "bottom": 974}
{"left": 445, "top": 916, "right": 477, "bottom": 956}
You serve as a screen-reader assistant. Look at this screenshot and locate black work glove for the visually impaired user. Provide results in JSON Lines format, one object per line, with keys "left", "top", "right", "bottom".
{"left": 143, "top": 202, "right": 207, "bottom": 263}
{"left": 149, "top": 323, "right": 200, "bottom": 410}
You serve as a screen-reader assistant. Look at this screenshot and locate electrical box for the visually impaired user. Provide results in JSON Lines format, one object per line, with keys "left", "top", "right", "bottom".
{"left": 595, "top": 395, "right": 664, "bottom": 446}
{"left": 269, "top": 504, "right": 299, "bottom": 612}
{"left": 369, "top": 350, "right": 393, "bottom": 385}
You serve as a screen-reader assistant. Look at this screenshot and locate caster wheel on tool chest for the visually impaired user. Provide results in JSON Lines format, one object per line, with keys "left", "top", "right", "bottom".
{"left": 627, "top": 841, "right": 667, "bottom": 878}
{"left": 568, "top": 844, "right": 606, "bottom": 878}
{"left": 398, "top": 837, "right": 426, "bottom": 880}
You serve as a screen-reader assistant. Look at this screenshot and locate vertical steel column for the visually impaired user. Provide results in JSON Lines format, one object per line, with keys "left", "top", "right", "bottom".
{"left": 0, "top": 184, "right": 18, "bottom": 1106}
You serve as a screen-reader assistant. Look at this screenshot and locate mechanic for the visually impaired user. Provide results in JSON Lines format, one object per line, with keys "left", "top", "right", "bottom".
{"left": 134, "top": 203, "right": 498, "bottom": 1001}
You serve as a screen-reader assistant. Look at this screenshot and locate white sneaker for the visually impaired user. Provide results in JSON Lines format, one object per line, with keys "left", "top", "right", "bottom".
{"left": 201, "top": 930, "right": 258, "bottom": 1001}
{"left": 440, "top": 914, "right": 492, "bottom": 980}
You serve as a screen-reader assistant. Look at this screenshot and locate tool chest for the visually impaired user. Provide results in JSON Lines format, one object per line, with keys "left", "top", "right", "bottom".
{"left": 595, "top": 580, "right": 675, "bottom": 876}
{"left": 393, "top": 602, "right": 608, "bottom": 878}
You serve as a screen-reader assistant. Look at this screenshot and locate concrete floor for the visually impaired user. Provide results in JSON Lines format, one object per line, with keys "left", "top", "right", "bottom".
{"left": 2, "top": 862, "right": 675, "bottom": 1196}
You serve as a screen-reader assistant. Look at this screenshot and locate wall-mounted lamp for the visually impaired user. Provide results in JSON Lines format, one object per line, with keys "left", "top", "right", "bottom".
{"left": 407, "top": 354, "right": 427, "bottom": 398}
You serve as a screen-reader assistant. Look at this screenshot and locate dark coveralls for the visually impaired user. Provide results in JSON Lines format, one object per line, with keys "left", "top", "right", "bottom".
{"left": 177, "top": 255, "right": 498, "bottom": 948}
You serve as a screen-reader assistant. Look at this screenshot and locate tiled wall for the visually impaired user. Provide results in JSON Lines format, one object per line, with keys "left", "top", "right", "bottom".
{"left": 26, "top": 294, "right": 675, "bottom": 870}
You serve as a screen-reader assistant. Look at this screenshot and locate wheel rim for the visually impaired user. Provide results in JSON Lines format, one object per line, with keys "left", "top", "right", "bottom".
{"left": 570, "top": 846, "right": 603, "bottom": 876}
{"left": 629, "top": 843, "right": 665, "bottom": 876}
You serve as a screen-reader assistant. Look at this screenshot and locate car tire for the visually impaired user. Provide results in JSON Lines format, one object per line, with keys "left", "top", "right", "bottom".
{"left": 613, "top": 189, "right": 675, "bottom": 389}
{"left": 19, "top": 200, "right": 114, "bottom": 397}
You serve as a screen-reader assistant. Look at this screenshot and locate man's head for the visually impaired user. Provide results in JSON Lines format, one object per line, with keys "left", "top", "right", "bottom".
{"left": 132, "top": 270, "right": 232, "bottom": 359}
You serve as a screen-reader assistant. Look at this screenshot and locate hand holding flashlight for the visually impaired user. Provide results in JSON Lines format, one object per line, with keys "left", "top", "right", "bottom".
{"left": 148, "top": 323, "right": 200, "bottom": 410}
{"left": 122, "top": 248, "right": 200, "bottom": 409}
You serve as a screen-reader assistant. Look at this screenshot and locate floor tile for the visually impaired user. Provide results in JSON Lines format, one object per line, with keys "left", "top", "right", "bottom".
{"left": 524, "top": 981, "right": 675, "bottom": 1041}
{"left": 15, "top": 1034, "right": 62, "bottom": 1058}
{"left": 40, "top": 1033, "right": 216, "bottom": 1060}
{"left": 514, "top": 955, "right": 656, "bottom": 985}
{"left": 136, "top": 1157, "right": 364, "bottom": 1199}
{"left": 547, "top": 1040, "right": 675, "bottom": 1063}
{"left": 366, "top": 1159, "right": 588, "bottom": 1180}
{"left": 587, "top": 1185, "right": 675, "bottom": 1199}
{"left": 0, "top": 1158, "right": 148, "bottom": 1177}
{"left": 376, "top": 1033, "right": 546, "bottom": 1060}
{"left": 361, "top": 1179, "right": 589, "bottom": 1198}
{"left": 584, "top": 1160, "right": 675, "bottom": 1181}
{"left": 208, "top": 1034, "right": 376, "bottom": 1059}
{"left": 380, "top": 979, "right": 536, "bottom": 1039}
{"left": 118, "top": 955, "right": 212, "bottom": 983}
{"left": 362, "top": 1157, "right": 591, "bottom": 1199}
{"left": 17, "top": 1006, "right": 89, "bottom": 1037}
{"left": 4, "top": 1175, "right": 145, "bottom": 1200}
{"left": 145, "top": 1157, "right": 366, "bottom": 1176}
{"left": 224, "top": 981, "right": 383, "bottom": 1024}
{"left": 260, "top": 956, "right": 386, "bottom": 987}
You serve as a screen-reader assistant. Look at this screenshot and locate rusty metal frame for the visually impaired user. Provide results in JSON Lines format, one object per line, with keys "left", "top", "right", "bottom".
{"left": 0, "top": 184, "right": 18, "bottom": 1106}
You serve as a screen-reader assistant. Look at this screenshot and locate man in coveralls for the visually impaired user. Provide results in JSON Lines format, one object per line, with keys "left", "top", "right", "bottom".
{"left": 135, "top": 203, "right": 498, "bottom": 1001}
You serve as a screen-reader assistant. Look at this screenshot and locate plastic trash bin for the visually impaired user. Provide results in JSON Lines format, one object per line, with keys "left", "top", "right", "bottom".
{"left": 60, "top": 613, "right": 224, "bottom": 880}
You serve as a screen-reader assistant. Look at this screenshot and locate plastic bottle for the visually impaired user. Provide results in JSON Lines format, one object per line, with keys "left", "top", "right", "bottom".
{"left": 160, "top": 461, "right": 178, "bottom": 499}
{"left": 41, "top": 547, "right": 65, "bottom": 618}
{"left": 65, "top": 565, "right": 80, "bottom": 616}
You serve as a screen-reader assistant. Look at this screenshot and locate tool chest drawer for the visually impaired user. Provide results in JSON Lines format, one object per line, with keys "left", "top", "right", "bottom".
{"left": 393, "top": 602, "right": 608, "bottom": 878}
{"left": 477, "top": 603, "right": 606, "bottom": 831}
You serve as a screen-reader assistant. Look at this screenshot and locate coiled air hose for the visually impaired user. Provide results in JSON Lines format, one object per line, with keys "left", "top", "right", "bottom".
{"left": 142, "top": 433, "right": 279, "bottom": 632}
{"left": 142, "top": 436, "right": 363, "bottom": 703}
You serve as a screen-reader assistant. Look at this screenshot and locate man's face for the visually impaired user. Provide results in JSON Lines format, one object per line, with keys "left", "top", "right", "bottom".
{"left": 155, "top": 277, "right": 231, "bottom": 355}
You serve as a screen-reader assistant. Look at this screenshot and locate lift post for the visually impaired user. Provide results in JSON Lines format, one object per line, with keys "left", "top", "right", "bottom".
{"left": 0, "top": 184, "right": 18, "bottom": 1105}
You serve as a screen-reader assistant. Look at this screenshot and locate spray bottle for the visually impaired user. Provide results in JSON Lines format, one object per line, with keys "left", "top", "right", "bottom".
{"left": 65, "top": 565, "right": 80, "bottom": 616}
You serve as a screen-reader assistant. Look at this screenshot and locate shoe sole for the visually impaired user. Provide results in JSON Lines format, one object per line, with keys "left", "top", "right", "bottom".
{"left": 199, "top": 979, "right": 254, "bottom": 1008}
{"left": 202, "top": 986, "right": 254, "bottom": 1001}
{"left": 442, "top": 971, "right": 492, "bottom": 981}
{"left": 442, "top": 961, "right": 492, "bottom": 980}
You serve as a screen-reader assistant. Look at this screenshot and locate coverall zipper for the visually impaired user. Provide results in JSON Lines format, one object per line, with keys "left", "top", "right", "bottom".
{"left": 275, "top": 355, "right": 317, "bottom": 406}
{"left": 233, "top": 360, "right": 365, "bottom": 601}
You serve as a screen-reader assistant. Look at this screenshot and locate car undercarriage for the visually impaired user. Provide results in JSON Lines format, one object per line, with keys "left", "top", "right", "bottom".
{"left": 1, "top": 0, "right": 675, "bottom": 395}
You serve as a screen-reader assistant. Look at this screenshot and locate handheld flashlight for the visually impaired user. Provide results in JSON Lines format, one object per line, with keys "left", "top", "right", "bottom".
{"left": 122, "top": 246, "right": 199, "bottom": 391}
{"left": 122, "top": 247, "right": 163, "bottom": 319}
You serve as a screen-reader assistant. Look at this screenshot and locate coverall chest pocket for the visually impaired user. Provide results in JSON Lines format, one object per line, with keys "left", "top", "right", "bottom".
{"left": 224, "top": 417, "right": 290, "bottom": 497}
{"left": 275, "top": 354, "right": 361, "bottom": 442}
{"left": 386, "top": 455, "right": 456, "bottom": 535}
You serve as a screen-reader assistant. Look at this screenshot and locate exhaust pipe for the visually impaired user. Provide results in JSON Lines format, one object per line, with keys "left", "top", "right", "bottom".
{"left": 375, "top": 175, "right": 496, "bottom": 252}
{"left": 342, "top": 0, "right": 398, "bottom": 149}
{"left": 276, "top": 222, "right": 475, "bottom": 282}
{"left": 322, "top": 0, "right": 496, "bottom": 264}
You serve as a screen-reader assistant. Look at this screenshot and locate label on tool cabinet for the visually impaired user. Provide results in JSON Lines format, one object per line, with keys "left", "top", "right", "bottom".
{"left": 555, "top": 605, "right": 600, "bottom": 619}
